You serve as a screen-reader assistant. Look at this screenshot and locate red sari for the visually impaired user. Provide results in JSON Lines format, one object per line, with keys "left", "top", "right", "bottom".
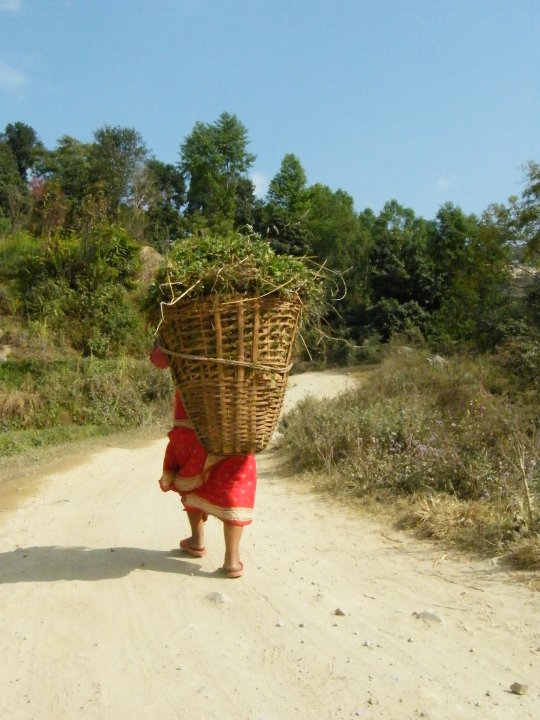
{"left": 151, "top": 346, "right": 256, "bottom": 526}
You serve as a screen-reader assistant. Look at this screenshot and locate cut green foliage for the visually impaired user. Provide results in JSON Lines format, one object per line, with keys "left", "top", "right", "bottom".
{"left": 145, "top": 229, "right": 327, "bottom": 315}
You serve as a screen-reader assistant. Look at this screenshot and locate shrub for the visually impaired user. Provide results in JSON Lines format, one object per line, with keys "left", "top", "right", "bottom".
{"left": 282, "top": 348, "right": 533, "bottom": 503}
{"left": 497, "top": 334, "right": 540, "bottom": 390}
{"left": 0, "top": 231, "right": 41, "bottom": 280}
{"left": 0, "top": 390, "right": 41, "bottom": 426}
{"left": 67, "top": 283, "right": 144, "bottom": 357}
{"left": 10, "top": 225, "right": 144, "bottom": 357}
{"left": 0, "top": 357, "right": 172, "bottom": 435}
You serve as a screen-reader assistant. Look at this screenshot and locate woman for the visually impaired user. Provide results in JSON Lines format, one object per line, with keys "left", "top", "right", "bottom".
{"left": 150, "top": 344, "right": 256, "bottom": 578}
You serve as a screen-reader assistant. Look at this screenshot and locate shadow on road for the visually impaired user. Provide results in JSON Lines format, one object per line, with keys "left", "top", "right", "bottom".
{"left": 0, "top": 545, "right": 226, "bottom": 583}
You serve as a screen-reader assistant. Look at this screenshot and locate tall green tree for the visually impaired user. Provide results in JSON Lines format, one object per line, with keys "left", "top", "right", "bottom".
{"left": 180, "top": 112, "right": 255, "bottom": 230}
{"left": 517, "top": 161, "right": 540, "bottom": 261}
{"left": 481, "top": 163, "right": 540, "bottom": 337}
{"left": 367, "top": 201, "right": 435, "bottom": 306}
{"left": 267, "top": 153, "right": 308, "bottom": 214}
{"left": 258, "top": 155, "right": 310, "bottom": 255}
{"left": 47, "top": 135, "right": 92, "bottom": 227}
{"left": 431, "top": 211, "right": 512, "bottom": 349}
{"left": 427, "top": 202, "right": 475, "bottom": 289}
{"left": 234, "top": 176, "right": 259, "bottom": 229}
{"left": 1, "top": 122, "right": 44, "bottom": 180}
{"left": 306, "top": 185, "right": 363, "bottom": 267}
{"left": 304, "top": 184, "right": 371, "bottom": 340}
{"left": 143, "top": 159, "right": 186, "bottom": 250}
{"left": 365, "top": 201, "right": 436, "bottom": 339}
{"left": 0, "top": 141, "right": 28, "bottom": 227}
{"left": 483, "top": 162, "right": 540, "bottom": 262}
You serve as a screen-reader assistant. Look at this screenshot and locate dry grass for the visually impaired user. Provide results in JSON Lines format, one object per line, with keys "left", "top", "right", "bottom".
{"left": 0, "top": 391, "right": 41, "bottom": 423}
{"left": 282, "top": 347, "right": 540, "bottom": 572}
{"left": 393, "top": 493, "right": 521, "bottom": 552}
{"left": 504, "top": 539, "right": 540, "bottom": 570}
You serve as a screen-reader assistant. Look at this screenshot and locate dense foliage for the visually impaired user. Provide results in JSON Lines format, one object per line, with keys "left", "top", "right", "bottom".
{"left": 1, "top": 115, "right": 539, "bottom": 359}
{"left": 2, "top": 225, "right": 144, "bottom": 357}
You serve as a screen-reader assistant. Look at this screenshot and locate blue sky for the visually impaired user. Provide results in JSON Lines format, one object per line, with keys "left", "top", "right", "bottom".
{"left": 0, "top": 0, "right": 538, "bottom": 220}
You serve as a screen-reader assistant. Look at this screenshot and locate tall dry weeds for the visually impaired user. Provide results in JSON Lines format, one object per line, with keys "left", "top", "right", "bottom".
{"left": 0, "top": 391, "right": 41, "bottom": 425}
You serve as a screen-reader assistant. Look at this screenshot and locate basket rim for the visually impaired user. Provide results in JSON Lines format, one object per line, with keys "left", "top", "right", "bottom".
{"left": 159, "top": 289, "right": 304, "bottom": 311}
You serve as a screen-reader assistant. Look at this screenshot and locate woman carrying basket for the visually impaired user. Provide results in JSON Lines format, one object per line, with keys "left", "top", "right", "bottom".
{"left": 150, "top": 344, "right": 256, "bottom": 578}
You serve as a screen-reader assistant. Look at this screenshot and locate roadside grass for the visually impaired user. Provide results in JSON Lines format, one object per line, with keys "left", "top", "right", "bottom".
{"left": 0, "top": 424, "right": 114, "bottom": 457}
{"left": 0, "top": 357, "right": 173, "bottom": 457}
{"left": 281, "top": 347, "right": 540, "bottom": 572}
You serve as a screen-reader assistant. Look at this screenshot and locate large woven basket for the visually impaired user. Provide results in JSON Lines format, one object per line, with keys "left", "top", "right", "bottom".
{"left": 158, "top": 292, "right": 302, "bottom": 454}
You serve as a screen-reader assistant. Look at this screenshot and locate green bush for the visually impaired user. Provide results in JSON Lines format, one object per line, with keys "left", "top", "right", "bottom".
{"left": 0, "top": 357, "right": 172, "bottom": 435}
{"left": 497, "top": 334, "right": 540, "bottom": 391}
{"left": 9, "top": 224, "right": 144, "bottom": 357}
{"left": 80, "top": 223, "right": 141, "bottom": 289}
{"left": 0, "top": 231, "right": 41, "bottom": 279}
{"left": 0, "top": 425, "right": 112, "bottom": 457}
{"left": 67, "top": 282, "right": 144, "bottom": 357}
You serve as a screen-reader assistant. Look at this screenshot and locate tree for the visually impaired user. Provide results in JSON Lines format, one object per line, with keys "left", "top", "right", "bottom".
{"left": 430, "top": 211, "right": 512, "bottom": 349}
{"left": 180, "top": 112, "right": 255, "bottom": 230}
{"left": 89, "top": 125, "right": 148, "bottom": 222}
{"left": 305, "top": 185, "right": 363, "bottom": 265}
{"left": 1, "top": 121, "right": 44, "bottom": 180}
{"left": 47, "top": 135, "right": 92, "bottom": 228}
{"left": 367, "top": 201, "right": 435, "bottom": 306}
{"left": 484, "top": 162, "right": 540, "bottom": 263}
{"left": 518, "top": 161, "right": 540, "bottom": 261}
{"left": 146, "top": 159, "right": 185, "bottom": 210}
{"left": 234, "top": 176, "right": 258, "bottom": 229}
{"left": 267, "top": 153, "right": 307, "bottom": 214}
{"left": 256, "top": 155, "right": 310, "bottom": 256}
{"left": 427, "top": 203, "right": 475, "bottom": 289}
{"left": 0, "top": 141, "right": 27, "bottom": 227}
{"left": 143, "top": 159, "right": 186, "bottom": 249}
{"left": 365, "top": 201, "right": 437, "bottom": 339}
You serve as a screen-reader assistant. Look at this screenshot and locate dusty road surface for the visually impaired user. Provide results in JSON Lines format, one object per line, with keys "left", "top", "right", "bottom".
{"left": 0, "top": 369, "right": 539, "bottom": 720}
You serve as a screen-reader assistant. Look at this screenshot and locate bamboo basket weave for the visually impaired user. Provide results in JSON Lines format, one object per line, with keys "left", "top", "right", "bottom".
{"left": 158, "top": 292, "right": 303, "bottom": 454}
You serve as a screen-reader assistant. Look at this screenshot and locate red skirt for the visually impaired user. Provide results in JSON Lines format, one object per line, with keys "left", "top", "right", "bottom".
{"left": 160, "top": 425, "right": 257, "bottom": 526}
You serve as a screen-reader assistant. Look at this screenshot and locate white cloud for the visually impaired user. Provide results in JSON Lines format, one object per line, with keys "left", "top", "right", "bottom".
{"left": 0, "top": 0, "right": 23, "bottom": 11}
{"left": 436, "top": 176, "right": 454, "bottom": 190}
{"left": 251, "top": 172, "right": 269, "bottom": 198}
{"left": 0, "top": 60, "right": 27, "bottom": 91}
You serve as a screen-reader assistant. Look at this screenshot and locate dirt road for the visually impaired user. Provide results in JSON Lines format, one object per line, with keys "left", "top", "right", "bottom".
{"left": 0, "top": 370, "right": 538, "bottom": 720}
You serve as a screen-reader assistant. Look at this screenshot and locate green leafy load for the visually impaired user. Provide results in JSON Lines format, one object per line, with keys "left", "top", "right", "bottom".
{"left": 145, "top": 230, "right": 325, "bottom": 313}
